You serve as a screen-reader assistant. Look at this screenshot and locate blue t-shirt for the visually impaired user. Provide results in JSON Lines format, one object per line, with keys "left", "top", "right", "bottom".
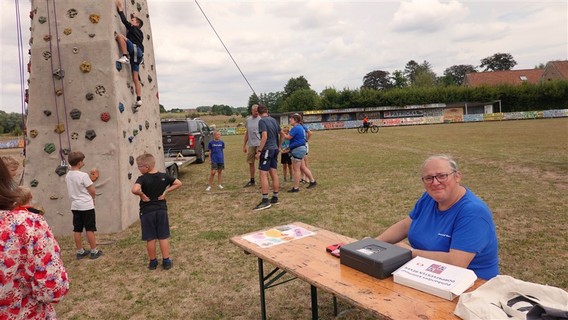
{"left": 288, "top": 125, "right": 306, "bottom": 149}
{"left": 408, "top": 188, "right": 499, "bottom": 279}
{"left": 208, "top": 139, "right": 225, "bottom": 164}
{"left": 258, "top": 116, "right": 281, "bottom": 150}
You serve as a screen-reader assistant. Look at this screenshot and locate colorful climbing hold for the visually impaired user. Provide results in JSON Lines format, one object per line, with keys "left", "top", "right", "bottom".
{"left": 67, "top": 9, "right": 77, "bottom": 18}
{"left": 43, "top": 110, "right": 51, "bottom": 116}
{"left": 70, "top": 109, "right": 81, "bottom": 120}
{"left": 63, "top": 28, "right": 72, "bottom": 35}
{"left": 89, "top": 168, "right": 99, "bottom": 182}
{"left": 85, "top": 130, "right": 97, "bottom": 141}
{"left": 44, "top": 143, "right": 56, "bottom": 154}
{"left": 53, "top": 69, "right": 65, "bottom": 80}
{"left": 30, "top": 179, "right": 39, "bottom": 187}
{"left": 54, "top": 124, "right": 65, "bottom": 134}
{"left": 86, "top": 93, "right": 94, "bottom": 101}
{"left": 55, "top": 165, "right": 68, "bottom": 176}
{"left": 118, "top": 102, "right": 125, "bottom": 113}
{"left": 89, "top": 14, "right": 100, "bottom": 24}
{"left": 80, "top": 61, "right": 91, "bottom": 73}
{"left": 100, "top": 112, "right": 111, "bottom": 122}
{"left": 29, "top": 130, "right": 38, "bottom": 138}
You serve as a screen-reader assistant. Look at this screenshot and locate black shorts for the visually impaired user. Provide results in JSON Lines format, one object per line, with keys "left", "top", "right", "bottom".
{"left": 140, "top": 210, "right": 171, "bottom": 241}
{"left": 281, "top": 152, "right": 291, "bottom": 165}
{"left": 72, "top": 209, "right": 97, "bottom": 232}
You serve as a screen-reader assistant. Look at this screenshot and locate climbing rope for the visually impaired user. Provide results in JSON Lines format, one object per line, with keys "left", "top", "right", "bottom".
{"left": 14, "top": 0, "right": 26, "bottom": 186}
{"left": 194, "top": 0, "right": 260, "bottom": 102}
{"left": 45, "top": 0, "right": 72, "bottom": 163}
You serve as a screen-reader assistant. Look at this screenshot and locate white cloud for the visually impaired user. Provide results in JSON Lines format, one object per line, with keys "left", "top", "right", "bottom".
{"left": 1, "top": 0, "right": 567, "bottom": 112}
{"left": 389, "top": 0, "right": 469, "bottom": 33}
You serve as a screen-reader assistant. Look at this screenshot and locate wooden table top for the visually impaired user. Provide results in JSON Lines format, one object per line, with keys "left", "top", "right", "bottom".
{"left": 230, "top": 222, "right": 484, "bottom": 320}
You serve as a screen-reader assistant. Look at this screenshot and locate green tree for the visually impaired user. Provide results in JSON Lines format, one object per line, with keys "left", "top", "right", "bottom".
{"left": 391, "top": 70, "right": 408, "bottom": 89}
{"left": 283, "top": 76, "right": 311, "bottom": 98}
{"left": 412, "top": 64, "right": 437, "bottom": 88}
{"left": 404, "top": 60, "right": 421, "bottom": 84}
{"left": 259, "top": 91, "right": 285, "bottom": 113}
{"left": 159, "top": 104, "right": 166, "bottom": 113}
{"left": 281, "top": 88, "right": 320, "bottom": 112}
{"left": 443, "top": 64, "right": 477, "bottom": 85}
{"left": 480, "top": 53, "right": 517, "bottom": 71}
{"left": 320, "top": 87, "right": 344, "bottom": 109}
{"left": 362, "top": 70, "right": 392, "bottom": 90}
{"left": 196, "top": 106, "right": 211, "bottom": 113}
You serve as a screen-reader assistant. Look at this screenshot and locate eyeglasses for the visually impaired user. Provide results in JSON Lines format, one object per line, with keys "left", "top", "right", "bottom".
{"left": 421, "top": 172, "right": 455, "bottom": 184}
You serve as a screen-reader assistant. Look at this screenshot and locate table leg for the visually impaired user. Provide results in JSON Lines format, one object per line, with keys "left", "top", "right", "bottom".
{"left": 333, "top": 295, "right": 338, "bottom": 316}
{"left": 258, "top": 258, "right": 266, "bottom": 320}
{"left": 311, "top": 285, "right": 318, "bottom": 320}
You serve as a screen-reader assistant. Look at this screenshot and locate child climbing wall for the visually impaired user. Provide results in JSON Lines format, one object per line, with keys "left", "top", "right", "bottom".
{"left": 24, "top": 0, "right": 163, "bottom": 235}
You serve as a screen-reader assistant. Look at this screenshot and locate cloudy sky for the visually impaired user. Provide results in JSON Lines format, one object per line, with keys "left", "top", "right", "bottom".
{"left": 1, "top": 0, "right": 567, "bottom": 113}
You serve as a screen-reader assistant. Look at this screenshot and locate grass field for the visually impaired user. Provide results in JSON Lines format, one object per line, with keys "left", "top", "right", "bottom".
{"left": 44, "top": 118, "right": 567, "bottom": 319}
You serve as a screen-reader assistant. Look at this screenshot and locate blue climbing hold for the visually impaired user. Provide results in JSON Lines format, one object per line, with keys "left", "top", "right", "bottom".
{"left": 118, "top": 102, "right": 124, "bottom": 113}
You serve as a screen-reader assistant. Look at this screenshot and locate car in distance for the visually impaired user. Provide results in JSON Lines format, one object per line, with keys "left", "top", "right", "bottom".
{"left": 161, "top": 118, "right": 213, "bottom": 163}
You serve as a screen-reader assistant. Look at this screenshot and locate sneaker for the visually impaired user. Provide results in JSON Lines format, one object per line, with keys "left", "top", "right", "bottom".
{"left": 270, "top": 196, "right": 279, "bottom": 205}
{"left": 76, "top": 249, "right": 89, "bottom": 260}
{"left": 288, "top": 187, "right": 300, "bottom": 193}
{"left": 244, "top": 180, "right": 255, "bottom": 188}
{"left": 117, "top": 55, "right": 129, "bottom": 64}
{"left": 218, "top": 185, "right": 224, "bottom": 189}
{"left": 89, "top": 250, "right": 103, "bottom": 260}
{"left": 205, "top": 186, "right": 211, "bottom": 191}
{"left": 253, "top": 200, "right": 271, "bottom": 211}
{"left": 300, "top": 179, "right": 308, "bottom": 184}
{"left": 148, "top": 259, "right": 158, "bottom": 270}
{"left": 163, "top": 259, "right": 173, "bottom": 270}
{"left": 136, "top": 100, "right": 142, "bottom": 107}
{"left": 307, "top": 181, "right": 317, "bottom": 189}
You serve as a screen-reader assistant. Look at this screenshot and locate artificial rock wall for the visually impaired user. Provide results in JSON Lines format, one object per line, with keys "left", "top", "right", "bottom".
{"left": 24, "top": 0, "right": 164, "bottom": 235}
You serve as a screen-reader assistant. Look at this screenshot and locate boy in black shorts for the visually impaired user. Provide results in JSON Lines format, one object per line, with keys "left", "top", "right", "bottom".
{"left": 132, "top": 153, "right": 182, "bottom": 270}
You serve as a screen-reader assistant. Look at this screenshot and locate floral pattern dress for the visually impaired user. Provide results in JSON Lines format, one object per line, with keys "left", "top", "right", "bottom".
{"left": 0, "top": 209, "right": 69, "bottom": 319}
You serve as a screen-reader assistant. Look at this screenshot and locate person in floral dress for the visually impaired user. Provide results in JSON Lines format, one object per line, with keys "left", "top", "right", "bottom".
{"left": 0, "top": 160, "right": 69, "bottom": 319}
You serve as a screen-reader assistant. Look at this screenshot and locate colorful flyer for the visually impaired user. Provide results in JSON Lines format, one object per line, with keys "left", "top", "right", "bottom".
{"left": 242, "top": 224, "right": 316, "bottom": 248}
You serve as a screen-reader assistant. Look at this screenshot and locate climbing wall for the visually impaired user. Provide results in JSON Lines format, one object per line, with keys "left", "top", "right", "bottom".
{"left": 24, "top": 0, "right": 164, "bottom": 235}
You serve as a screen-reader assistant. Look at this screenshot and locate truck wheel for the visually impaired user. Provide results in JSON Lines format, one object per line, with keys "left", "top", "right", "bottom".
{"left": 167, "top": 164, "right": 179, "bottom": 179}
{"left": 195, "top": 144, "right": 205, "bottom": 163}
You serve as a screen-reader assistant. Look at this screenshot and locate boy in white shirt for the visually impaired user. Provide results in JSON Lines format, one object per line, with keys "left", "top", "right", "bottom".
{"left": 65, "top": 151, "right": 103, "bottom": 259}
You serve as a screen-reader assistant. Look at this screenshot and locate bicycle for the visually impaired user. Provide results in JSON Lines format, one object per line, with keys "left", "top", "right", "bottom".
{"left": 357, "top": 122, "right": 379, "bottom": 133}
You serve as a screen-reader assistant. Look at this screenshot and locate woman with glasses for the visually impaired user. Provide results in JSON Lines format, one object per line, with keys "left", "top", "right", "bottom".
{"left": 376, "top": 154, "right": 499, "bottom": 279}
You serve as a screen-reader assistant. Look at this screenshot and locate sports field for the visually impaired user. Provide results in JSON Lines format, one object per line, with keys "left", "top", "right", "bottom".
{"left": 53, "top": 118, "right": 567, "bottom": 319}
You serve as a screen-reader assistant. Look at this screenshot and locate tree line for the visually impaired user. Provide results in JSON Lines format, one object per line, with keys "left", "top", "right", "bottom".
{"left": 246, "top": 52, "right": 567, "bottom": 114}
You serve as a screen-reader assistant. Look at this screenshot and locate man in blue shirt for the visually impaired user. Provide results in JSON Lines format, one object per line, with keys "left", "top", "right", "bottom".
{"left": 376, "top": 154, "right": 499, "bottom": 279}
{"left": 253, "top": 104, "right": 281, "bottom": 211}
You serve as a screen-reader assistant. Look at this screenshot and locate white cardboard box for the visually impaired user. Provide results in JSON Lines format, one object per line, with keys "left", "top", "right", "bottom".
{"left": 393, "top": 256, "right": 477, "bottom": 301}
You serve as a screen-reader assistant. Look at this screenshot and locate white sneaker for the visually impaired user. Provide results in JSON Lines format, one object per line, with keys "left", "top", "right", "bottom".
{"left": 205, "top": 186, "right": 211, "bottom": 191}
{"left": 218, "top": 185, "right": 224, "bottom": 189}
{"left": 136, "top": 100, "right": 142, "bottom": 107}
{"left": 117, "top": 56, "right": 129, "bottom": 64}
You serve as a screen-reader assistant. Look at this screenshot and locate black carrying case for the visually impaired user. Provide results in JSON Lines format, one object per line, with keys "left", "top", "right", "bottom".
{"left": 340, "top": 238, "right": 412, "bottom": 279}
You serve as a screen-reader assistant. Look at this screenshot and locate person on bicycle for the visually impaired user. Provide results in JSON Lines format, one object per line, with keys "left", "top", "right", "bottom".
{"left": 363, "top": 115, "right": 370, "bottom": 132}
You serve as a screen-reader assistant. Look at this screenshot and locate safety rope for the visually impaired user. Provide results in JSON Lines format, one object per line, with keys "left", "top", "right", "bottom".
{"left": 194, "top": 0, "right": 260, "bottom": 102}
{"left": 45, "top": 0, "right": 72, "bottom": 163}
{"left": 14, "top": 0, "right": 26, "bottom": 186}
